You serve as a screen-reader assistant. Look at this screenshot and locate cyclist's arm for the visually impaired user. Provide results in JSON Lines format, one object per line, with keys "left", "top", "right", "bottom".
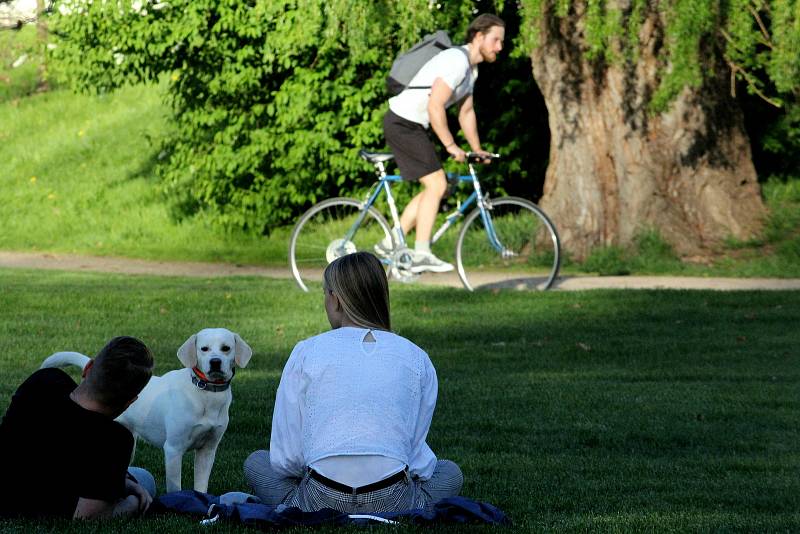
{"left": 428, "top": 78, "right": 466, "bottom": 162}
{"left": 457, "top": 95, "right": 482, "bottom": 152}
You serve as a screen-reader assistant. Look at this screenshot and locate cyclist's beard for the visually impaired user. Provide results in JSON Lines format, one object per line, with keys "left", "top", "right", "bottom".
{"left": 480, "top": 45, "right": 498, "bottom": 63}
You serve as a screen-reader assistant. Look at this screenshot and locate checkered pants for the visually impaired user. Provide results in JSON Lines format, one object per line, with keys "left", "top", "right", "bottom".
{"left": 244, "top": 450, "right": 463, "bottom": 513}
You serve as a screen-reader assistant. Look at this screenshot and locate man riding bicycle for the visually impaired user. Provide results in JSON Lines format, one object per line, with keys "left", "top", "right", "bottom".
{"left": 379, "top": 13, "right": 505, "bottom": 273}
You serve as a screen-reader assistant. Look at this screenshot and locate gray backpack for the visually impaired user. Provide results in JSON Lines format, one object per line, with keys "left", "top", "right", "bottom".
{"left": 386, "top": 30, "right": 470, "bottom": 96}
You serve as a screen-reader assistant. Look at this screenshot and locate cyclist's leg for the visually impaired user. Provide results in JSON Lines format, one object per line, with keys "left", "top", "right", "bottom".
{"left": 383, "top": 108, "right": 442, "bottom": 242}
{"left": 407, "top": 169, "right": 447, "bottom": 247}
{"left": 403, "top": 170, "right": 452, "bottom": 272}
{"left": 399, "top": 192, "right": 421, "bottom": 236}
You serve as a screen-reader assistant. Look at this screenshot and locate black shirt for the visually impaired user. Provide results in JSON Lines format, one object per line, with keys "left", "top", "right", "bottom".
{"left": 0, "top": 368, "right": 133, "bottom": 518}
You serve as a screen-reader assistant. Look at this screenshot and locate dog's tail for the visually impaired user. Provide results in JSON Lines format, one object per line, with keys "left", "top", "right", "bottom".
{"left": 41, "top": 351, "right": 91, "bottom": 370}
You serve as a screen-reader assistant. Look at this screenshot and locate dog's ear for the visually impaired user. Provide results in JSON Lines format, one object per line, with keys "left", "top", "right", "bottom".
{"left": 177, "top": 334, "right": 198, "bottom": 369}
{"left": 233, "top": 333, "right": 253, "bottom": 368}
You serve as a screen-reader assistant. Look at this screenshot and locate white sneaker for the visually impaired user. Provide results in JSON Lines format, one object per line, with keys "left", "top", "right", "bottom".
{"left": 410, "top": 250, "right": 454, "bottom": 273}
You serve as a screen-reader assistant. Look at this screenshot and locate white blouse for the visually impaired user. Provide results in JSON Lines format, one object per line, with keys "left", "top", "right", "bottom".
{"left": 269, "top": 327, "right": 438, "bottom": 484}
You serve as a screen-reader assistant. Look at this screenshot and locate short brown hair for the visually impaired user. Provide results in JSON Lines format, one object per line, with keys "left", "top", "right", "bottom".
{"left": 323, "top": 252, "right": 391, "bottom": 331}
{"left": 86, "top": 336, "right": 153, "bottom": 410}
{"left": 466, "top": 13, "right": 505, "bottom": 43}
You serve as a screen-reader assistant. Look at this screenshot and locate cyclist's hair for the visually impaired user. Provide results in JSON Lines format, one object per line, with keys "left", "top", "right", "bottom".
{"left": 323, "top": 252, "right": 391, "bottom": 332}
{"left": 466, "top": 13, "right": 505, "bottom": 43}
{"left": 84, "top": 336, "right": 154, "bottom": 411}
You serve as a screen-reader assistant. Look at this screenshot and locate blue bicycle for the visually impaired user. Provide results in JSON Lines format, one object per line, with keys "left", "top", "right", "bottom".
{"left": 289, "top": 150, "right": 561, "bottom": 291}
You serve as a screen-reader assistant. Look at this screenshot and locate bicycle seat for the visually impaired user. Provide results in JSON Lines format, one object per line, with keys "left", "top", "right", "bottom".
{"left": 359, "top": 150, "right": 395, "bottom": 164}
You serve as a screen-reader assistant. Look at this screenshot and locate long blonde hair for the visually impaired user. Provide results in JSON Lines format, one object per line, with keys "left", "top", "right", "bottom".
{"left": 323, "top": 252, "right": 391, "bottom": 331}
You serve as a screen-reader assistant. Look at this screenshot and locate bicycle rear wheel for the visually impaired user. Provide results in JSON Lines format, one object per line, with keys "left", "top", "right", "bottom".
{"left": 289, "top": 197, "right": 392, "bottom": 291}
{"left": 455, "top": 196, "right": 561, "bottom": 291}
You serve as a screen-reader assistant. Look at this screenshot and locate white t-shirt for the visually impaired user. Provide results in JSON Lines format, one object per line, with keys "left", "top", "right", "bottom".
{"left": 388, "top": 45, "right": 478, "bottom": 128}
{"left": 268, "top": 327, "right": 439, "bottom": 484}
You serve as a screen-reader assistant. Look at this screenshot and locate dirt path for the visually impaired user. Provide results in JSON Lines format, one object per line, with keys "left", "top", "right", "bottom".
{"left": 2, "top": 250, "right": 800, "bottom": 290}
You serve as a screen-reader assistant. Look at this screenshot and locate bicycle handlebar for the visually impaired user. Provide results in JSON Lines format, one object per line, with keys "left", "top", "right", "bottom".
{"left": 465, "top": 152, "right": 500, "bottom": 164}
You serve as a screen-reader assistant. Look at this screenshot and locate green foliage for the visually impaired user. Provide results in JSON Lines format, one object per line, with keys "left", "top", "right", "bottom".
{"left": 517, "top": 0, "right": 800, "bottom": 193}
{"left": 49, "top": 0, "right": 539, "bottom": 234}
{"left": 767, "top": 0, "right": 800, "bottom": 94}
{"left": 51, "top": 0, "right": 426, "bottom": 231}
{"left": 712, "top": 227, "right": 800, "bottom": 275}
{"left": 761, "top": 177, "right": 800, "bottom": 250}
{"left": 579, "top": 228, "right": 684, "bottom": 275}
{"left": 632, "top": 227, "right": 679, "bottom": 262}
{"left": 650, "top": 0, "right": 716, "bottom": 111}
{"left": 580, "top": 244, "right": 632, "bottom": 275}
{"left": 518, "top": 0, "right": 800, "bottom": 114}
{"left": 752, "top": 97, "right": 800, "bottom": 181}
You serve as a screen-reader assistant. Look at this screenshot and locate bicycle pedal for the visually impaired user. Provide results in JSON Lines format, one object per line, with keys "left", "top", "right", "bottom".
{"left": 391, "top": 247, "right": 415, "bottom": 271}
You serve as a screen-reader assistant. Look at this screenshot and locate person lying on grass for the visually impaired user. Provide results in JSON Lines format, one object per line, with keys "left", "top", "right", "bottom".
{"left": 244, "top": 251, "right": 462, "bottom": 512}
{"left": 0, "top": 336, "right": 156, "bottom": 520}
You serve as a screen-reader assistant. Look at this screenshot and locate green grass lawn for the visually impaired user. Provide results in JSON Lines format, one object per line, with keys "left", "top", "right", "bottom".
{"left": 0, "top": 25, "right": 48, "bottom": 102}
{"left": 0, "top": 268, "right": 798, "bottom": 531}
{"left": 0, "top": 82, "right": 291, "bottom": 265}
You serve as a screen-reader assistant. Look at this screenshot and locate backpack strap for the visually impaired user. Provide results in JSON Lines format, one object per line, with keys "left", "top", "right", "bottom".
{"left": 405, "top": 46, "right": 471, "bottom": 91}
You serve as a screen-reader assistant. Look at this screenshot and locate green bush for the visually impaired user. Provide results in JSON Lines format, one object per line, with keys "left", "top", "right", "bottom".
{"left": 49, "top": 0, "right": 543, "bottom": 234}
{"left": 632, "top": 228, "right": 676, "bottom": 261}
{"left": 579, "top": 228, "right": 685, "bottom": 275}
{"left": 762, "top": 177, "right": 800, "bottom": 261}
{"left": 580, "top": 244, "right": 631, "bottom": 276}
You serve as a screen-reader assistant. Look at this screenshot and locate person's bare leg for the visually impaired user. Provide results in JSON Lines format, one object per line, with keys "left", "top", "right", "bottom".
{"left": 411, "top": 170, "right": 447, "bottom": 245}
{"left": 400, "top": 191, "right": 424, "bottom": 236}
{"left": 404, "top": 170, "right": 452, "bottom": 272}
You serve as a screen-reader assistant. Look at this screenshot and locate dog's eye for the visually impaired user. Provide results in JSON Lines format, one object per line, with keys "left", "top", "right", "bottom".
{"left": 221, "top": 345, "right": 231, "bottom": 352}
{"left": 200, "top": 347, "right": 209, "bottom": 352}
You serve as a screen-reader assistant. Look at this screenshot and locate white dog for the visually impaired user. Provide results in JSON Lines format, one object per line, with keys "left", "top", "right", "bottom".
{"left": 41, "top": 328, "right": 252, "bottom": 493}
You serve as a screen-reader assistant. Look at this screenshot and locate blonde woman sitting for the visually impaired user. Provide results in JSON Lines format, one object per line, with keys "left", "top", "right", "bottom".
{"left": 244, "top": 251, "right": 462, "bottom": 513}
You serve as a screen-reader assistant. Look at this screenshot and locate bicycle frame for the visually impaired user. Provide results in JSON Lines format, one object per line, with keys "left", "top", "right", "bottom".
{"left": 347, "top": 160, "right": 508, "bottom": 259}
{"left": 291, "top": 149, "right": 560, "bottom": 292}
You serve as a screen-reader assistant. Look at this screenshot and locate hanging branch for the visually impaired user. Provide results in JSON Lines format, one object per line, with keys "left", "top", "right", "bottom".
{"left": 748, "top": 5, "right": 773, "bottom": 49}
{"left": 725, "top": 58, "right": 782, "bottom": 107}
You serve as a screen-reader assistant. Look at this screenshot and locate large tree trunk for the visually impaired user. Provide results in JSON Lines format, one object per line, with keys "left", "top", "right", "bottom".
{"left": 36, "top": 0, "right": 49, "bottom": 91}
{"left": 530, "top": 3, "right": 765, "bottom": 260}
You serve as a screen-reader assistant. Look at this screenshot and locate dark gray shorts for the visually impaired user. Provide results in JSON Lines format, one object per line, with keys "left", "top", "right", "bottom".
{"left": 383, "top": 109, "right": 442, "bottom": 181}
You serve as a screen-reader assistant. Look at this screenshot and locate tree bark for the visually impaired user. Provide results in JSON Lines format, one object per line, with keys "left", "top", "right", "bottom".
{"left": 36, "top": 0, "right": 49, "bottom": 91}
{"left": 530, "top": 3, "right": 765, "bottom": 260}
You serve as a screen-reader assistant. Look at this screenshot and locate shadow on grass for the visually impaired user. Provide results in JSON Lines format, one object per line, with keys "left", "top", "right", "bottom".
{"left": 125, "top": 147, "right": 162, "bottom": 183}
{"left": 392, "top": 287, "right": 800, "bottom": 526}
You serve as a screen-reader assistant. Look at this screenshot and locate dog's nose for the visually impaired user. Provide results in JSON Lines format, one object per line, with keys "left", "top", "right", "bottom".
{"left": 209, "top": 358, "right": 222, "bottom": 371}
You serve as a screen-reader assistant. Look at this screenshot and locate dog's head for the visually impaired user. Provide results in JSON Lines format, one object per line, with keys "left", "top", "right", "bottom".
{"left": 177, "top": 328, "right": 252, "bottom": 383}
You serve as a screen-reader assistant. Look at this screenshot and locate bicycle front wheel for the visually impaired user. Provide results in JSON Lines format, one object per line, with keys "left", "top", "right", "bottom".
{"left": 289, "top": 197, "right": 392, "bottom": 291}
{"left": 456, "top": 196, "right": 561, "bottom": 291}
